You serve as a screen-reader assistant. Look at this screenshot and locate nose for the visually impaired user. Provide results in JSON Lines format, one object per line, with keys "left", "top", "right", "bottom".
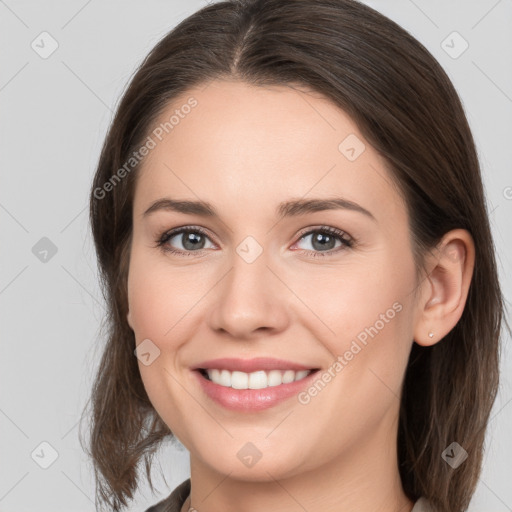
{"left": 207, "top": 249, "right": 290, "bottom": 340}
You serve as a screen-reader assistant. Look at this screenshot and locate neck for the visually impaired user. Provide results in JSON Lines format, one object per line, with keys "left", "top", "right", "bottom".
{"left": 186, "top": 421, "right": 414, "bottom": 512}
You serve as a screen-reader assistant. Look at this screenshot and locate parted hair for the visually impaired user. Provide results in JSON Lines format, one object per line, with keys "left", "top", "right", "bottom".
{"left": 80, "top": 1, "right": 506, "bottom": 511}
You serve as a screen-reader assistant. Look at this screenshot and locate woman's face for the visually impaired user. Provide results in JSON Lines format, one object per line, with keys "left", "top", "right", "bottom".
{"left": 126, "top": 79, "right": 422, "bottom": 480}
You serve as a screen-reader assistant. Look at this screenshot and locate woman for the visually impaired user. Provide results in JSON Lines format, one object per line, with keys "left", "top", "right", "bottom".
{"left": 80, "top": 1, "right": 505, "bottom": 511}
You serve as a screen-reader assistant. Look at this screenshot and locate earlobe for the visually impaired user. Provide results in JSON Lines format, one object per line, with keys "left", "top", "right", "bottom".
{"left": 413, "top": 229, "right": 475, "bottom": 347}
{"left": 127, "top": 309, "right": 133, "bottom": 330}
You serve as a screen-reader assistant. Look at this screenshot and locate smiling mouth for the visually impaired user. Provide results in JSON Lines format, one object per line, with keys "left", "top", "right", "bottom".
{"left": 197, "top": 368, "right": 320, "bottom": 390}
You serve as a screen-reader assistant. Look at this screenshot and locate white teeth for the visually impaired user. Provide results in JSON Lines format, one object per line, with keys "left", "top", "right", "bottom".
{"left": 267, "top": 370, "right": 282, "bottom": 387}
{"left": 282, "top": 370, "right": 295, "bottom": 384}
{"left": 294, "top": 370, "right": 309, "bottom": 381}
{"left": 219, "top": 369, "right": 230, "bottom": 387}
{"left": 231, "top": 371, "right": 248, "bottom": 389}
{"left": 248, "top": 370, "right": 267, "bottom": 389}
{"left": 204, "top": 368, "right": 312, "bottom": 389}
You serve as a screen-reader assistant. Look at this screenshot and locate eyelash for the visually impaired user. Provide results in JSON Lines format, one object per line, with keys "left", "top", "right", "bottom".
{"left": 155, "top": 225, "right": 354, "bottom": 258}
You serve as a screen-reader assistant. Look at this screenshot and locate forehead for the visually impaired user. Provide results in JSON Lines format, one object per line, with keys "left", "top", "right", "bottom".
{"left": 133, "top": 79, "right": 405, "bottom": 222}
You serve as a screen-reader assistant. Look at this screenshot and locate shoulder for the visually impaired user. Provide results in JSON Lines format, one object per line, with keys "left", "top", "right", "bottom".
{"left": 144, "top": 478, "right": 191, "bottom": 512}
{"left": 412, "top": 497, "right": 437, "bottom": 512}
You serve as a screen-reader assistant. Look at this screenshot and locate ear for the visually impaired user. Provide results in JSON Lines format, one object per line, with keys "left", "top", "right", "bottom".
{"left": 413, "top": 229, "right": 475, "bottom": 347}
{"left": 127, "top": 309, "right": 133, "bottom": 330}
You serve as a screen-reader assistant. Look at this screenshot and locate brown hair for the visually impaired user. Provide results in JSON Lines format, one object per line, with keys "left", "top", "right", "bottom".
{"left": 80, "top": 1, "right": 507, "bottom": 511}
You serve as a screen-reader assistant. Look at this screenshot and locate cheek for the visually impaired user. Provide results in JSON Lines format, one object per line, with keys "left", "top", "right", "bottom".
{"left": 294, "top": 252, "right": 417, "bottom": 390}
{"left": 126, "top": 249, "right": 199, "bottom": 340}
{"left": 126, "top": 250, "right": 209, "bottom": 402}
{"left": 126, "top": 252, "right": 199, "bottom": 437}
{"left": 127, "top": 275, "right": 172, "bottom": 337}
{"left": 294, "top": 258, "right": 414, "bottom": 341}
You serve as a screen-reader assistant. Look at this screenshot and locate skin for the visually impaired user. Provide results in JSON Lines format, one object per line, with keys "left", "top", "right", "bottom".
{"left": 126, "top": 79, "right": 475, "bottom": 512}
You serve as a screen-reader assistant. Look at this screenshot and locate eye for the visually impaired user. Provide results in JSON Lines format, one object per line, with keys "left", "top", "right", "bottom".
{"left": 291, "top": 226, "right": 354, "bottom": 257}
{"left": 155, "top": 226, "right": 215, "bottom": 256}
{"left": 155, "top": 225, "right": 354, "bottom": 258}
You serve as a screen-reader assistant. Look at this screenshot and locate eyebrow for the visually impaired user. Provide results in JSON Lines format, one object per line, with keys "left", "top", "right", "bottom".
{"left": 142, "top": 197, "right": 376, "bottom": 222}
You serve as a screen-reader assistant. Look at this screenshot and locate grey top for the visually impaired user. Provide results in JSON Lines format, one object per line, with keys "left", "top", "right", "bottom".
{"left": 144, "top": 479, "right": 435, "bottom": 512}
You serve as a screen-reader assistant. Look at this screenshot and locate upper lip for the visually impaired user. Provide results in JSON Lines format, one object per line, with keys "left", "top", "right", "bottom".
{"left": 192, "top": 357, "right": 317, "bottom": 373}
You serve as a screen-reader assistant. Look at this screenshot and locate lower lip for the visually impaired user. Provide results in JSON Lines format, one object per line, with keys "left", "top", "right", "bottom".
{"left": 193, "top": 370, "right": 319, "bottom": 411}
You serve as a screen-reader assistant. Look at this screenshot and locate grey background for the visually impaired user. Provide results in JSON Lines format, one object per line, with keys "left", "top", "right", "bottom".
{"left": 0, "top": 0, "right": 511, "bottom": 510}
